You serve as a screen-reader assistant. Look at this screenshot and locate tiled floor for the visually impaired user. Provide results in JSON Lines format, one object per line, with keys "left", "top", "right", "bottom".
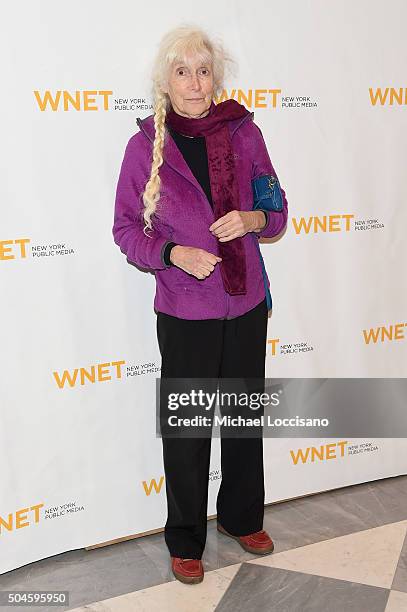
{"left": 1, "top": 475, "right": 407, "bottom": 611}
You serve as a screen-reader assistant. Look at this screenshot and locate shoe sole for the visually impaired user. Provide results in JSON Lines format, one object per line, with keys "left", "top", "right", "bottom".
{"left": 217, "top": 523, "right": 274, "bottom": 555}
{"left": 172, "top": 568, "right": 204, "bottom": 584}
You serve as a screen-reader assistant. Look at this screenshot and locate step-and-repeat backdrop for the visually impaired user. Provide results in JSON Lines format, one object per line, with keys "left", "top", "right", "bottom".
{"left": 1, "top": 0, "right": 406, "bottom": 574}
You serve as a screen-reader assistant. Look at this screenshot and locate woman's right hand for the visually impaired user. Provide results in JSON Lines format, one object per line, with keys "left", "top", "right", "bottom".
{"left": 170, "top": 246, "right": 222, "bottom": 280}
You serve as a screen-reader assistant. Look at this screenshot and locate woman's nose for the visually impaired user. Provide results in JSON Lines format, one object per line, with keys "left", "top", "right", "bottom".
{"left": 190, "top": 75, "right": 201, "bottom": 90}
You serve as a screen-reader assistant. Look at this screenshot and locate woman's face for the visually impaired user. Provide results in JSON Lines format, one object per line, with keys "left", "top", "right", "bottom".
{"left": 164, "top": 54, "right": 214, "bottom": 118}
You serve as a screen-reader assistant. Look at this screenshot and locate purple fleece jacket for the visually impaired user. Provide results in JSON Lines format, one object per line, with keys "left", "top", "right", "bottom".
{"left": 112, "top": 111, "right": 288, "bottom": 320}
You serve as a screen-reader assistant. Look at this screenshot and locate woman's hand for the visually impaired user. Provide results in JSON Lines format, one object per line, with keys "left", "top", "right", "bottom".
{"left": 170, "top": 246, "right": 222, "bottom": 280}
{"left": 209, "top": 210, "right": 266, "bottom": 241}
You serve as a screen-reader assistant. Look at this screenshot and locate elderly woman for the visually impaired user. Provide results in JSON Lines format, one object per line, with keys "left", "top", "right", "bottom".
{"left": 113, "top": 25, "right": 288, "bottom": 584}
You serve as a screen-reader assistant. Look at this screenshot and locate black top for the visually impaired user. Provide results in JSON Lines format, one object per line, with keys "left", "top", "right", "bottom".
{"left": 167, "top": 125, "right": 213, "bottom": 207}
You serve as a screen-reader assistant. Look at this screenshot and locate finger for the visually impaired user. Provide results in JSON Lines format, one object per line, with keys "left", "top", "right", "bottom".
{"left": 215, "top": 227, "right": 234, "bottom": 238}
{"left": 212, "top": 226, "right": 233, "bottom": 239}
{"left": 204, "top": 253, "right": 222, "bottom": 264}
{"left": 218, "top": 231, "right": 241, "bottom": 242}
{"left": 216, "top": 225, "right": 240, "bottom": 239}
{"left": 196, "top": 269, "right": 210, "bottom": 279}
{"left": 199, "top": 262, "right": 215, "bottom": 274}
{"left": 209, "top": 214, "right": 233, "bottom": 232}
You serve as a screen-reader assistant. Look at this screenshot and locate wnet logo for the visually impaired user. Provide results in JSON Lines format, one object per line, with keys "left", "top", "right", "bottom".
{"left": 0, "top": 504, "right": 44, "bottom": 535}
{"left": 34, "top": 90, "right": 113, "bottom": 111}
{"left": 292, "top": 215, "right": 354, "bottom": 235}
{"left": 369, "top": 87, "right": 407, "bottom": 106}
{"left": 290, "top": 441, "right": 348, "bottom": 465}
{"left": 363, "top": 323, "right": 406, "bottom": 344}
{"left": 267, "top": 338, "right": 280, "bottom": 356}
{"left": 0, "top": 238, "right": 30, "bottom": 260}
{"left": 142, "top": 477, "right": 165, "bottom": 496}
{"left": 216, "top": 89, "right": 282, "bottom": 108}
{"left": 53, "top": 360, "right": 126, "bottom": 388}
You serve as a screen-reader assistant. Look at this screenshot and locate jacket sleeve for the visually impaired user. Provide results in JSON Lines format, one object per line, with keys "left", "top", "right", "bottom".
{"left": 251, "top": 123, "right": 288, "bottom": 239}
{"left": 112, "top": 136, "right": 172, "bottom": 270}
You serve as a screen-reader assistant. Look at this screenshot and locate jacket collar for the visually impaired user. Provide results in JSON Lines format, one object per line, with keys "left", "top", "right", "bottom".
{"left": 135, "top": 109, "right": 254, "bottom": 203}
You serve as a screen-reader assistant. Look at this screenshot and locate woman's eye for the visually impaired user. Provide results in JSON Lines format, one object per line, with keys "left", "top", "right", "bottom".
{"left": 175, "top": 67, "right": 210, "bottom": 77}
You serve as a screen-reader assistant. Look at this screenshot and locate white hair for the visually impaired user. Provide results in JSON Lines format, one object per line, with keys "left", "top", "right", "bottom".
{"left": 141, "top": 24, "right": 237, "bottom": 236}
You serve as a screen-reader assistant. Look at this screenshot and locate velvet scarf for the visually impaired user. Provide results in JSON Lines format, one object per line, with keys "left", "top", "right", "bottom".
{"left": 165, "top": 99, "right": 250, "bottom": 296}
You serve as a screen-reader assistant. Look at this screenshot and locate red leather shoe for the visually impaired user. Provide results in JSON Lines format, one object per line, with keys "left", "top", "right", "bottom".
{"left": 217, "top": 522, "right": 274, "bottom": 555}
{"left": 171, "top": 557, "right": 204, "bottom": 584}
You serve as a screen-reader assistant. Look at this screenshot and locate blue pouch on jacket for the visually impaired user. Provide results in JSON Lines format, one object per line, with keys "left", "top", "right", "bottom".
{"left": 250, "top": 174, "right": 284, "bottom": 311}
{"left": 252, "top": 174, "right": 284, "bottom": 212}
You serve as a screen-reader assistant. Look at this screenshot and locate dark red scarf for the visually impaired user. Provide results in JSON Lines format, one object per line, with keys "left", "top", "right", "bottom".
{"left": 165, "top": 99, "right": 250, "bottom": 296}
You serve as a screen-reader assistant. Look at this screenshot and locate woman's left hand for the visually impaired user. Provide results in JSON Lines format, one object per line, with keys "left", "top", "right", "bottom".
{"left": 209, "top": 210, "right": 266, "bottom": 241}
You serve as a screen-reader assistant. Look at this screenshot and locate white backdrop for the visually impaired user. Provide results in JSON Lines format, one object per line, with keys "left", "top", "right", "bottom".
{"left": 1, "top": 0, "right": 406, "bottom": 574}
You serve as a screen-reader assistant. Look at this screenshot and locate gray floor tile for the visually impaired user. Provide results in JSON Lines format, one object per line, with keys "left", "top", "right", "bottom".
{"left": 0, "top": 540, "right": 167, "bottom": 612}
{"left": 215, "top": 563, "right": 390, "bottom": 612}
{"left": 391, "top": 529, "right": 407, "bottom": 593}
{"left": 262, "top": 475, "right": 407, "bottom": 554}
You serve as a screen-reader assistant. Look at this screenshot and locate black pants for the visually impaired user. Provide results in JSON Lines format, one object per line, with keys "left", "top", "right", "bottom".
{"left": 156, "top": 298, "right": 268, "bottom": 559}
